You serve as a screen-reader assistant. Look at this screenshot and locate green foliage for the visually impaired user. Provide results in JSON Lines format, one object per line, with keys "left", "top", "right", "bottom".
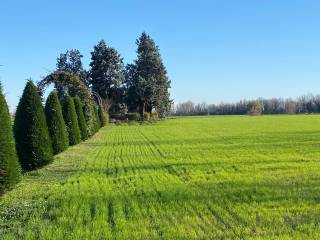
{"left": 56, "top": 49, "right": 89, "bottom": 86}
{"left": 90, "top": 40, "right": 125, "bottom": 106}
{"left": 62, "top": 96, "right": 81, "bottom": 145}
{"left": 38, "top": 71, "right": 92, "bottom": 106}
{"left": 98, "top": 105, "right": 106, "bottom": 127}
{"left": 110, "top": 113, "right": 126, "bottom": 121}
{"left": 0, "top": 83, "right": 20, "bottom": 193}
{"left": 87, "top": 105, "right": 100, "bottom": 135}
{"left": 143, "top": 112, "right": 150, "bottom": 121}
{"left": 247, "top": 101, "right": 263, "bottom": 115}
{"left": 126, "top": 112, "right": 140, "bottom": 121}
{"left": 125, "top": 32, "right": 171, "bottom": 117}
{"left": 93, "top": 105, "right": 100, "bottom": 132}
{"left": 105, "top": 112, "right": 109, "bottom": 126}
{"left": 73, "top": 96, "right": 88, "bottom": 141}
{"left": 2, "top": 115, "right": 320, "bottom": 239}
{"left": 150, "top": 112, "right": 159, "bottom": 121}
{"left": 45, "top": 91, "right": 69, "bottom": 155}
{"left": 14, "top": 80, "right": 53, "bottom": 171}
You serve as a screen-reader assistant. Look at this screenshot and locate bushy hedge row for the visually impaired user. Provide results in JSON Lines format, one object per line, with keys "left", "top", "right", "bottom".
{"left": 74, "top": 96, "right": 88, "bottom": 141}
{"left": 110, "top": 112, "right": 159, "bottom": 122}
{"left": 62, "top": 96, "right": 81, "bottom": 146}
{"left": 0, "top": 80, "right": 105, "bottom": 194}
{"left": 0, "top": 83, "right": 21, "bottom": 194}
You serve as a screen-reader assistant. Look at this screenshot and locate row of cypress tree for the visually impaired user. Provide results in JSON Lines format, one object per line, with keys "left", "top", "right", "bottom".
{"left": 0, "top": 80, "right": 106, "bottom": 194}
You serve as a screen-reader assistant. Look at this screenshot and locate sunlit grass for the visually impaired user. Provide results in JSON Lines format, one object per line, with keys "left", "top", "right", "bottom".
{"left": 1, "top": 115, "right": 320, "bottom": 239}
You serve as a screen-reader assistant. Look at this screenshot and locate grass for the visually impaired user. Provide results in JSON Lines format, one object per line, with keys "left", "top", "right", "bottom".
{"left": 1, "top": 115, "right": 320, "bottom": 239}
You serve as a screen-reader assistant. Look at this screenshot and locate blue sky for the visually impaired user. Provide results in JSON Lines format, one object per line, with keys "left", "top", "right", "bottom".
{"left": 1, "top": 0, "right": 320, "bottom": 110}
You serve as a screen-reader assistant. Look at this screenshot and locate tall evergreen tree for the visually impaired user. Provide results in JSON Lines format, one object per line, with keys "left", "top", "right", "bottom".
{"left": 45, "top": 91, "right": 69, "bottom": 154}
{"left": 98, "top": 105, "right": 106, "bottom": 127}
{"left": 62, "top": 96, "right": 81, "bottom": 145}
{"left": 14, "top": 80, "right": 53, "bottom": 171}
{"left": 90, "top": 40, "right": 125, "bottom": 112}
{"left": 126, "top": 32, "right": 171, "bottom": 117}
{"left": 0, "top": 83, "right": 20, "bottom": 193}
{"left": 73, "top": 96, "right": 88, "bottom": 141}
{"left": 57, "top": 49, "right": 90, "bottom": 86}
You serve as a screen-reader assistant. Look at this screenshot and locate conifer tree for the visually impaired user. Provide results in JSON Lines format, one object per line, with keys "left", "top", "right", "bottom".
{"left": 98, "top": 105, "right": 106, "bottom": 127}
{"left": 126, "top": 32, "right": 171, "bottom": 117}
{"left": 14, "top": 80, "right": 53, "bottom": 171}
{"left": 92, "top": 105, "right": 100, "bottom": 133}
{"left": 73, "top": 96, "right": 88, "bottom": 140}
{"left": 84, "top": 103, "right": 95, "bottom": 137}
{"left": 57, "top": 49, "right": 90, "bottom": 86}
{"left": 0, "top": 83, "right": 21, "bottom": 193}
{"left": 62, "top": 96, "right": 81, "bottom": 145}
{"left": 90, "top": 40, "right": 125, "bottom": 112}
{"left": 45, "top": 91, "right": 69, "bottom": 154}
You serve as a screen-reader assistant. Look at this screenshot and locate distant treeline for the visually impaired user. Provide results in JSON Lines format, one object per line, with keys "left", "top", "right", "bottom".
{"left": 172, "top": 94, "right": 320, "bottom": 116}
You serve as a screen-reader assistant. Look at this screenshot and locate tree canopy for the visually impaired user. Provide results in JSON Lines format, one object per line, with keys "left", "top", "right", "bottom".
{"left": 90, "top": 40, "right": 125, "bottom": 112}
{"left": 125, "top": 32, "right": 171, "bottom": 117}
{"left": 57, "top": 49, "right": 90, "bottom": 86}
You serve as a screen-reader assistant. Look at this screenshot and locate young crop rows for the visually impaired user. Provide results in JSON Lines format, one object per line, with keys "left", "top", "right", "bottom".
{"left": 1, "top": 115, "right": 320, "bottom": 239}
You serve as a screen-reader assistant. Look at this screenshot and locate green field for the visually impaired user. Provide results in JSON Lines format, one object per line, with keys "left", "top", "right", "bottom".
{"left": 1, "top": 115, "right": 320, "bottom": 239}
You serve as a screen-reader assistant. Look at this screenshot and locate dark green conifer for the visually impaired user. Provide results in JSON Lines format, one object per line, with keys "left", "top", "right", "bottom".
{"left": 14, "top": 80, "right": 53, "bottom": 171}
{"left": 0, "top": 83, "right": 21, "bottom": 193}
{"left": 98, "top": 105, "right": 106, "bottom": 127}
{"left": 45, "top": 91, "right": 69, "bottom": 154}
{"left": 95, "top": 106, "right": 101, "bottom": 130}
{"left": 73, "top": 96, "right": 88, "bottom": 141}
{"left": 92, "top": 105, "right": 100, "bottom": 133}
{"left": 62, "top": 96, "right": 81, "bottom": 145}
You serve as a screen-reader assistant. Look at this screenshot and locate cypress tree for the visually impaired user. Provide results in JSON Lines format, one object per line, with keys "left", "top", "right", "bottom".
{"left": 90, "top": 40, "right": 125, "bottom": 101}
{"left": 45, "top": 91, "right": 69, "bottom": 154}
{"left": 94, "top": 106, "right": 101, "bottom": 131}
{"left": 98, "top": 105, "right": 106, "bottom": 127}
{"left": 73, "top": 96, "right": 88, "bottom": 141}
{"left": 0, "top": 83, "right": 21, "bottom": 193}
{"left": 91, "top": 105, "right": 100, "bottom": 133}
{"left": 14, "top": 80, "right": 53, "bottom": 171}
{"left": 126, "top": 32, "right": 171, "bottom": 117}
{"left": 62, "top": 96, "right": 81, "bottom": 145}
{"left": 84, "top": 103, "right": 95, "bottom": 137}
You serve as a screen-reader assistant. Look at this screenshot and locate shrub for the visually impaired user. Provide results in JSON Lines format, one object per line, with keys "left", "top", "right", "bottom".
{"left": 0, "top": 83, "right": 21, "bottom": 193}
{"left": 94, "top": 106, "right": 101, "bottom": 130}
{"left": 126, "top": 112, "right": 140, "bottom": 121}
{"left": 150, "top": 112, "right": 159, "bottom": 121}
{"left": 110, "top": 113, "right": 126, "bottom": 121}
{"left": 62, "top": 96, "right": 81, "bottom": 145}
{"left": 91, "top": 105, "right": 100, "bottom": 134}
{"left": 84, "top": 103, "right": 95, "bottom": 137}
{"left": 105, "top": 112, "right": 109, "bottom": 126}
{"left": 14, "top": 80, "right": 53, "bottom": 171}
{"left": 73, "top": 96, "right": 88, "bottom": 141}
{"left": 98, "top": 105, "right": 106, "bottom": 127}
{"left": 45, "top": 91, "right": 69, "bottom": 154}
{"left": 143, "top": 112, "right": 150, "bottom": 121}
{"left": 247, "top": 101, "right": 262, "bottom": 115}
